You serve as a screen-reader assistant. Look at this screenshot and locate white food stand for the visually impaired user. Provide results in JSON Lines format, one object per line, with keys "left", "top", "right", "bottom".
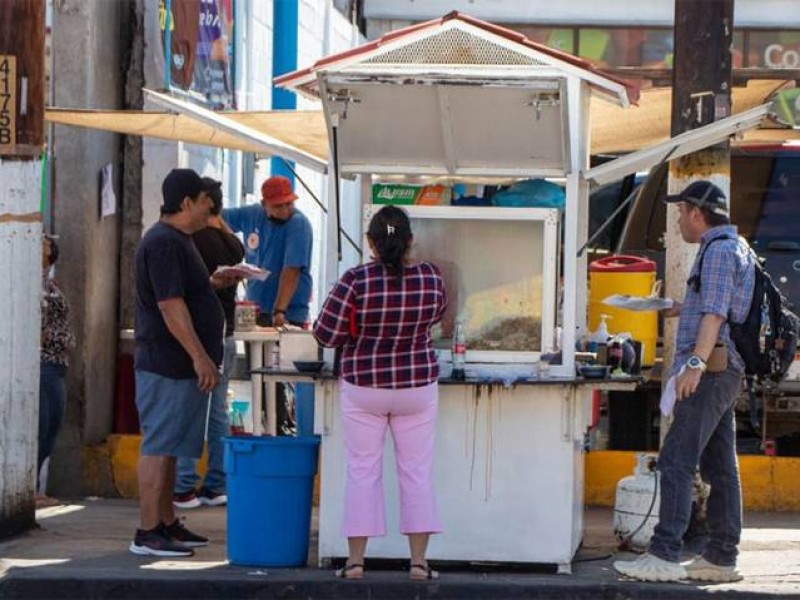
{"left": 275, "top": 12, "right": 770, "bottom": 572}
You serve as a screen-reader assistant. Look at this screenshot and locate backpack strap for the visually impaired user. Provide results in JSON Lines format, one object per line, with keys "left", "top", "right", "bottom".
{"left": 687, "top": 235, "right": 733, "bottom": 293}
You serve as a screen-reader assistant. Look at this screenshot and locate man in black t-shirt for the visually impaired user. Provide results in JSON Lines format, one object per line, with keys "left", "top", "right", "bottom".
{"left": 130, "top": 169, "right": 241, "bottom": 558}
{"left": 173, "top": 178, "right": 244, "bottom": 510}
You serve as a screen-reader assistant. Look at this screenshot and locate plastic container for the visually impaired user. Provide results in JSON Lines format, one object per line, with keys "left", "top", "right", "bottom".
{"left": 229, "top": 400, "right": 249, "bottom": 435}
{"left": 224, "top": 435, "right": 320, "bottom": 567}
{"left": 235, "top": 301, "right": 258, "bottom": 332}
{"left": 589, "top": 255, "right": 657, "bottom": 366}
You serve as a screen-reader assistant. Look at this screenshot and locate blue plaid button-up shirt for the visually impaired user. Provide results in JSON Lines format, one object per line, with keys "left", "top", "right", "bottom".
{"left": 673, "top": 225, "right": 756, "bottom": 377}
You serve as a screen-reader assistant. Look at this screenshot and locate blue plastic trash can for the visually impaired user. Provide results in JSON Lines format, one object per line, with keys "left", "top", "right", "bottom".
{"left": 294, "top": 383, "right": 315, "bottom": 437}
{"left": 224, "top": 435, "right": 320, "bottom": 567}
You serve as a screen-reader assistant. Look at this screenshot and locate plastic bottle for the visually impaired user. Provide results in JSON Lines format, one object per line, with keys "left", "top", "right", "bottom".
{"left": 230, "top": 405, "right": 246, "bottom": 435}
{"left": 451, "top": 321, "right": 466, "bottom": 381}
{"left": 270, "top": 341, "right": 280, "bottom": 369}
{"left": 593, "top": 314, "right": 611, "bottom": 345}
{"left": 607, "top": 335, "right": 624, "bottom": 371}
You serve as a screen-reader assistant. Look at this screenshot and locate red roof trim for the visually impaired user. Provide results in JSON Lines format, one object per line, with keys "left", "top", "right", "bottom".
{"left": 274, "top": 16, "right": 445, "bottom": 87}
{"left": 275, "top": 11, "right": 640, "bottom": 104}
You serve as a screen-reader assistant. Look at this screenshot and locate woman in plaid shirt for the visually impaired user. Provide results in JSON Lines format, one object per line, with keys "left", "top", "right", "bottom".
{"left": 313, "top": 205, "right": 447, "bottom": 580}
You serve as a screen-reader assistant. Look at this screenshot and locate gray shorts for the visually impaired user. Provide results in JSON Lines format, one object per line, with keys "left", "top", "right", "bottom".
{"left": 135, "top": 370, "right": 209, "bottom": 459}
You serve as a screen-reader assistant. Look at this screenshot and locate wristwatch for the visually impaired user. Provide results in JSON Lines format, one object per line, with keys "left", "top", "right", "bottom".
{"left": 686, "top": 355, "right": 707, "bottom": 372}
{"left": 272, "top": 308, "right": 286, "bottom": 316}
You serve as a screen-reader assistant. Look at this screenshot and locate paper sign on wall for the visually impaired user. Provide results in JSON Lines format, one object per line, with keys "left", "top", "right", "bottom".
{"left": 100, "top": 163, "right": 116, "bottom": 218}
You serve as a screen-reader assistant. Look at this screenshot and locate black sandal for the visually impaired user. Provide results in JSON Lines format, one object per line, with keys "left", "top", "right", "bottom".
{"left": 410, "top": 563, "right": 439, "bottom": 580}
{"left": 334, "top": 563, "right": 364, "bottom": 579}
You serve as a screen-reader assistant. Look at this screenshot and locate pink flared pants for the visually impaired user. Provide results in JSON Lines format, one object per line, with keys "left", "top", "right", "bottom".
{"left": 339, "top": 379, "right": 443, "bottom": 538}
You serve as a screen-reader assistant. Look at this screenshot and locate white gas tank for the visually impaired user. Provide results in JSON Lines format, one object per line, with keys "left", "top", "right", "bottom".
{"left": 613, "top": 453, "right": 660, "bottom": 551}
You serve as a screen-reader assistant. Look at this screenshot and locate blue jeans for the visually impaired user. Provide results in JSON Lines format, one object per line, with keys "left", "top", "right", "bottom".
{"left": 175, "top": 336, "right": 235, "bottom": 494}
{"left": 649, "top": 367, "right": 743, "bottom": 566}
{"left": 39, "top": 361, "right": 67, "bottom": 476}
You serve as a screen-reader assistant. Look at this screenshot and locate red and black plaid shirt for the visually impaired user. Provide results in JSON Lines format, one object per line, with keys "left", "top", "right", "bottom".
{"left": 313, "top": 261, "right": 447, "bottom": 389}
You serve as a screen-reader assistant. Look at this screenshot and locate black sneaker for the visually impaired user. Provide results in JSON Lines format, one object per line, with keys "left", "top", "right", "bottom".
{"left": 163, "top": 518, "right": 209, "bottom": 547}
{"left": 129, "top": 526, "right": 194, "bottom": 557}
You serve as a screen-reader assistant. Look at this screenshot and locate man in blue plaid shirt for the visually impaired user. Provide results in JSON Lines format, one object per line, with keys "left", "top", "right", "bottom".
{"left": 615, "top": 180, "right": 755, "bottom": 583}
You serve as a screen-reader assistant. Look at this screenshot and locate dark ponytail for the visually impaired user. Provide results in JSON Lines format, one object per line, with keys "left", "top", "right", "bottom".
{"left": 367, "top": 205, "right": 412, "bottom": 281}
{"left": 44, "top": 235, "right": 59, "bottom": 266}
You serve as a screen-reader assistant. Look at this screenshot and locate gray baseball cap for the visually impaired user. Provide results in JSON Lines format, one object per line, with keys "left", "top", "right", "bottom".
{"left": 665, "top": 180, "right": 729, "bottom": 216}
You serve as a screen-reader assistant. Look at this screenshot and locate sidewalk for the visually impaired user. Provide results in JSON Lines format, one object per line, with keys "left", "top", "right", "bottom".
{"left": 1, "top": 501, "right": 799, "bottom": 599}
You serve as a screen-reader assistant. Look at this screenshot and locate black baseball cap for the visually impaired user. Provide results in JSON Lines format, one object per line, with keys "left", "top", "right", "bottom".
{"left": 664, "top": 180, "right": 729, "bottom": 216}
{"left": 161, "top": 168, "right": 211, "bottom": 214}
{"left": 201, "top": 177, "right": 223, "bottom": 215}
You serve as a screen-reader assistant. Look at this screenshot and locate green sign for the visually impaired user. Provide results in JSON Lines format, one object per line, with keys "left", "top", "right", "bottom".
{"left": 772, "top": 89, "right": 800, "bottom": 128}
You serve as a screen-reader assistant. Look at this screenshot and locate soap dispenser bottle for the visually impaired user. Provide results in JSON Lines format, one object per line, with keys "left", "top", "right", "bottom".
{"left": 593, "top": 314, "right": 611, "bottom": 345}
{"left": 588, "top": 314, "right": 611, "bottom": 354}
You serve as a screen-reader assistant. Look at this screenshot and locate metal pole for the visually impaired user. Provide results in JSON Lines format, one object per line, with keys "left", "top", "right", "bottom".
{"left": 663, "top": 1, "right": 734, "bottom": 445}
{"left": 164, "top": 0, "right": 172, "bottom": 89}
{"left": 662, "top": 0, "right": 734, "bottom": 440}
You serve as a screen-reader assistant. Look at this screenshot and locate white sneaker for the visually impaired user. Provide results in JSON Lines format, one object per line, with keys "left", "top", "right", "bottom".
{"left": 614, "top": 552, "right": 688, "bottom": 581}
{"left": 684, "top": 556, "right": 743, "bottom": 582}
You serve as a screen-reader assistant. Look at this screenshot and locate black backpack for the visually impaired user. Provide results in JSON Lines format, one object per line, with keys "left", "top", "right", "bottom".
{"left": 691, "top": 236, "right": 800, "bottom": 385}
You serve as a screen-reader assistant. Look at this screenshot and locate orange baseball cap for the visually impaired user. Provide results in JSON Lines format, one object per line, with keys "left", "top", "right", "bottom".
{"left": 261, "top": 175, "right": 298, "bottom": 205}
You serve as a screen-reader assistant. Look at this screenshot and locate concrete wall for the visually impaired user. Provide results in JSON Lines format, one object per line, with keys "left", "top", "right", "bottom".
{"left": 49, "top": 0, "right": 124, "bottom": 495}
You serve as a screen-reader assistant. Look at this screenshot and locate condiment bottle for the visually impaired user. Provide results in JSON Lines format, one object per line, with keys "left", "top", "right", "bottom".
{"left": 607, "top": 335, "right": 624, "bottom": 371}
{"left": 270, "top": 342, "right": 280, "bottom": 369}
{"left": 451, "top": 321, "right": 466, "bottom": 381}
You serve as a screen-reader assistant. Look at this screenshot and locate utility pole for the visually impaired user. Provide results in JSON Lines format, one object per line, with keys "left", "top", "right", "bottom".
{"left": 663, "top": 0, "right": 734, "bottom": 427}
{"left": 662, "top": 0, "right": 734, "bottom": 550}
{"left": 0, "top": 0, "right": 46, "bottom": 537}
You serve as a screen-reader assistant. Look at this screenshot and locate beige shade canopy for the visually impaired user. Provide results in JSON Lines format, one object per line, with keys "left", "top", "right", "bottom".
{"left": 45, "top": 79, "right": 796, "bottom": 164}
{"left": 591, "top": 79, "right": 797, "bottom": 155}
{"left": 45, "top": 106, "right": 330, "bottom": 165}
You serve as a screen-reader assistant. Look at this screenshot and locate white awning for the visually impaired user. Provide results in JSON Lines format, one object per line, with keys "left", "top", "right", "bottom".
{"left": 583, "top": 103, "right": 771, "bottom": 186}
{"left": 319, "top": 76, "right": 571, "bottom": 177}
{"left": 143, "top": 89, "right": 328, "bottom": 173}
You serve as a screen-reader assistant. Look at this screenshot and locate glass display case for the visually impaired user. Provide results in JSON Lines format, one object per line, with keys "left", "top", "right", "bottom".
{"left": 363, "top": 205, "right": 560, "bottom": 362}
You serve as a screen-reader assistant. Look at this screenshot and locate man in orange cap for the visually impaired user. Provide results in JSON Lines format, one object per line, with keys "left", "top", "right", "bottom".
{"left": 223, "top": 175, "right": 313, "bottom": 328}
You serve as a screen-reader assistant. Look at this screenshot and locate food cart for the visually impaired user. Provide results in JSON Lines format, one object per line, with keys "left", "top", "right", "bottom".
{"left": 273, "top": 12, "right": 770, "bottom": 572}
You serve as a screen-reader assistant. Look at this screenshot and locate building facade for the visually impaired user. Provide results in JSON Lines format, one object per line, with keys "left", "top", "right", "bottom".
{"left": 42, "top": 0, "right": 362, "bottom": 499}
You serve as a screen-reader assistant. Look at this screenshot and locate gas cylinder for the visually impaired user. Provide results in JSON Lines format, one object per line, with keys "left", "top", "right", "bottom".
{"left": 613, "top": 453, "right": 660, "bottom": 551}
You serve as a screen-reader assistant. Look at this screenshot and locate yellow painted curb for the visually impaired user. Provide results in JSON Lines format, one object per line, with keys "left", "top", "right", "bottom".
{"left": 585, "top": 451, "right": 639, "bottom": 507}
{"left": 108, "top": 434, "right": 208, "bottom": 498}
{"left": 108, "top": 438, "right": 798, "bottom": 511}
{"left": 585, "top": 450, "right": 800, "bottom": 511}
